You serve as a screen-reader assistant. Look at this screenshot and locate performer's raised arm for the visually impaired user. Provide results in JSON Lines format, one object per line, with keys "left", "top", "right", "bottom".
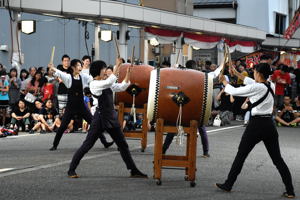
{"left": 48, "top": 63, "right": 72, "bottom": 88}
{"left": 111, "top": 65, "right": 132, "bottom": 92}
{"left": 89, "top": 58, "right": 123, "bottom": 96}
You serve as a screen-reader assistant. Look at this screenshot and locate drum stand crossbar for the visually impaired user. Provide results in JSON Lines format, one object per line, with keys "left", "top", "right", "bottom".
{"left": 153, "top": 118, "right": 198, "bottom": 187}
{"left": 117, "top": 102, "right": 148, "bottom": 152}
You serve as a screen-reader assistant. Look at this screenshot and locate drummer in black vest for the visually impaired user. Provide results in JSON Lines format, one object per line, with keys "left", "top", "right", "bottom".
{"left": 48, "top": 59, "right": 113, "bottom": 151}
{"left": 67, "top": 58, "right": 147, "bottom": 178}
{"left": 216, "top": 63, "right": 295, "bottom": 198}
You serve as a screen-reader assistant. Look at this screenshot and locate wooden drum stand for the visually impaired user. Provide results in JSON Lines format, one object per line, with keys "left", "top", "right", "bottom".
{"left": 117, "top": 102, "right": 148, "bottom": 152}
{"left": 153, "top": 118, "right": 198, "bottom": 187}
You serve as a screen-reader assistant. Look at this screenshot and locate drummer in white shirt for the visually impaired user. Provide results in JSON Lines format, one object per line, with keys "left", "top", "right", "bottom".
{"left": 215, "top": 63, "right": 295, "bottom": 199}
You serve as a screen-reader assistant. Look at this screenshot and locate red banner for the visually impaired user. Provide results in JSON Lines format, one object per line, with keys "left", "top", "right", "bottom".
{"left": 284, "top": 10, "right": 300, "bottom": 39}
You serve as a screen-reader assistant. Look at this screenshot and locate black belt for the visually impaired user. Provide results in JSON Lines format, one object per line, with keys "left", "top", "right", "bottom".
{"left": 251, "top": 114, "right": 272, "bottom": 118}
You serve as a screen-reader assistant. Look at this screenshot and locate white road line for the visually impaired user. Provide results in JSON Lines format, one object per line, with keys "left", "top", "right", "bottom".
{"left": 2, "top": 134, "right": 39, "bottom": 139}
{"left": 0, "top": 144, "right": 154, "bottom": 178}
{"left": 0, "top": 168, "right": 15, "bottom": 173}
{"left": 0, "top": 125, "right": 242, "bottom": 178}
{"left": 5, "top": 125, "right": 244, "bottom": 139}
{"left": 207, "top": 125, "right": 244, "bottom": 135}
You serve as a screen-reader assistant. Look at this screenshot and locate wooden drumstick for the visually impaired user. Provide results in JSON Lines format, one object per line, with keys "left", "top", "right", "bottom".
{"left": 131, "top": 46, "right": 135, "bottom": 66}
{"left": 175, "top": 49, "right": 181, "bottom": 65}
{"left": 220, "top": 44, "right": 231, "bottom": 76}
{"left": 220, "top": 46, "right": 227, "bottom": 76}
{"left": 114, "top": 35, "right": 120, "bottom": 58}
{"left": 49, "top": 46, "right": 55, "bottom": 65}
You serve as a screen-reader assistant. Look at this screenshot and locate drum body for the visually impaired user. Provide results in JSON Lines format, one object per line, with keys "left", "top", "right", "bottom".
{"left": 147, "top": 68, "right": 213, "bottom": 127}
{"left": 115, "top": 64, "right": 154, "bottom": 107}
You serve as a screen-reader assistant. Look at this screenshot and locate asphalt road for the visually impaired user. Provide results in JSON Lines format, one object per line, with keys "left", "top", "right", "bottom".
{"left": 0, "top": 124, "right": 299, "bottom": 200}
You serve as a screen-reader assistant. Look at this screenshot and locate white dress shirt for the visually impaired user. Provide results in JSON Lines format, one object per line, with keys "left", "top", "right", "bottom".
{"left": 81, "top": 68, "right": 90, "bottom": 75}
{"left": 90, "top": 74, "right": 130, "bottom": 110}
{"left": 224, "top": 77, "right": 275, "bottom": 116}
{"left": 54, "top": 69, "right": 93, "bottom": 89}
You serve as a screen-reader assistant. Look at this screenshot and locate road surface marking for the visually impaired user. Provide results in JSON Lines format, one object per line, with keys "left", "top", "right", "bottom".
{"left": 0, "top": 125, "right": 242, "bottom": 178}
{"left": 0, "top": 168, "right": 15, "bottom": 173}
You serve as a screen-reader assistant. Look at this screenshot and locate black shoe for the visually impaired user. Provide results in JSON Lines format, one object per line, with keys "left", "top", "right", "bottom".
{"left": 68, "top": 170, "right": 79, "bottom": 178}
{"left": 215, "top": 183, "right": 231, "bottom": 192}
{"left": 49, "top": 146, "right": 57, "bottom": 151}
{"left": 29, "top": 130, "right": 35, "bottom": 134}
{"left": 202, "top": 153, "right": 210, "bottom": 158}
{"left": 282, "top": 192, "right": 295, "bottom": 199}
{"left": 104, "top": 141, "right": 114, "bottom": 148}
{"left": 130, "top": 169, "right": 148, "bottom": 178}
{"left": 40, "top": 130, "right": 47, "bottom": 134}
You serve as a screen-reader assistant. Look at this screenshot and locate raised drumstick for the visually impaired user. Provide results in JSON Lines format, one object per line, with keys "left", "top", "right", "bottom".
{"left": 131, "top": 46, "right": 135, "bottom": 66}
{"left": 176, "top": 49, "right": 181, "bottom": 65}
{"left": 50, "top": 46, "right": 55, "bottom": 65}
{"left": 114, "top": 35, "right": 120, "bottom": 58}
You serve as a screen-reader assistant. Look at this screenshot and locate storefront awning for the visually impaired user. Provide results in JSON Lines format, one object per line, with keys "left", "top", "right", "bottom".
{"left": 145, "top": 27, "right": 257, "bottom": 53}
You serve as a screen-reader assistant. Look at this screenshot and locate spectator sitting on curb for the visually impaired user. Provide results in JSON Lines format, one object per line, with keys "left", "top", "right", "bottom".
{"left": 275, "top": 96, "right": 300, "bottom": 127}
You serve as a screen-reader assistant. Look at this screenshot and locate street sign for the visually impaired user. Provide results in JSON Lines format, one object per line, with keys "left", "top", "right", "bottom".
{"left": 0, "top": 0, "right": 5, "bottom": 8}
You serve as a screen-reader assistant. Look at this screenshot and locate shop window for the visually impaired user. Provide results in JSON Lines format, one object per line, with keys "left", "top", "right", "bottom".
{"left": 275, "top": 13, "right": 286, "bottom": 35}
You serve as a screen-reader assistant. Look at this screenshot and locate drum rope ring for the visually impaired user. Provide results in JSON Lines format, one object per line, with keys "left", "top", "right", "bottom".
{"left": 172, "top": 92, "right": 190, "bottom": 146}
{"left": 130, "top": 94, "right": 137, "bottom": 123}
{"left": 176, "top": 104, "right": 184, "bottom": 146}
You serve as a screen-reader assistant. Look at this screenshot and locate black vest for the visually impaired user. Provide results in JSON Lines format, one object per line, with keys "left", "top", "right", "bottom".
{"left": 97, "top": 88, "right": 120, "bottom": 129}
{"left": 66, "top": 75, "right": 85, "bottom": 112}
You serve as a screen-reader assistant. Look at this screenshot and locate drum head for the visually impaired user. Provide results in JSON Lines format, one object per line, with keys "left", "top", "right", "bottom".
{"left": 201, "top": 74, "right": 213, "bottom": 126}
{"left": 147, "top": 69, "right": 159, "bottom": 122}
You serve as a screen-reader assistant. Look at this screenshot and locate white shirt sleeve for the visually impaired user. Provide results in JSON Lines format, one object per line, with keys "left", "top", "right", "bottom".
{"left": 54, "top": 69, "right": 72, "bottom": 88}
{"left": 89, "top": 74, "right": 118, "bottom": 96}
{"left": 80, "top": 72, "right": 93, "bottom": 89}
{"left": 209, "top": 65, "right": 222, "bottom": 78}
{"left": 243, "top": 77, "right": 255, "bottom": 85}
{"left": 224, "top": 84, "right": 257, "bottom": 97}
{"left": 111, "top": 81, "right": 131, "bottom": 92}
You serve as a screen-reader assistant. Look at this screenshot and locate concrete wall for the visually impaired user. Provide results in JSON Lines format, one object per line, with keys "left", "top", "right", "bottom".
{"left": 236, "top": 0, "right": 270, "bottom": 32}
{"left": 237, "top": 0, "right": 289, "bottom": 34}
{"left": 0, "top": 9, "right": 140, "bottom": 70}
{"left": 0, "top": 9, "right": 10, "bottom": 69}
{"left": 268, "top": 0, "right": 289, "bottom": 34}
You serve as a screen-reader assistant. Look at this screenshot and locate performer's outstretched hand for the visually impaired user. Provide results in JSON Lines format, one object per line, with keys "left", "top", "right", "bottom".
{"left": 124, "top": 64, "right": 132, "bottom": 83}
{"left": 114, "top": 58, "right": 123, "bottom": 76}
{"left": 47, "top": 63, "right": 56, "bottom": 73}
{"left": 219, "top": 74, "right": 228, "bottom": 86}
{"left": 230, "top": 65, "right": 245, "bottom": 81}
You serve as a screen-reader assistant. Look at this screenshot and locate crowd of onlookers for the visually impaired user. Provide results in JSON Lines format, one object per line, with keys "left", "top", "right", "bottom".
{"left": 0, "top": 54, "right": 300, "bottom": 138}
{"left": 201, "top": 55, "right": 300, "bottom": 127}
{"left": 0, "top": 55, "right": 88, "bottom": 137}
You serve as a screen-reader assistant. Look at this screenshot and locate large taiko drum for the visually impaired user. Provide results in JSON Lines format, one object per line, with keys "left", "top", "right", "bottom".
{"left": 147, "top": 68, "right": 213, "bottom": 127}
{"left": 115, "top": 64, "right": 154, "bottom": 107}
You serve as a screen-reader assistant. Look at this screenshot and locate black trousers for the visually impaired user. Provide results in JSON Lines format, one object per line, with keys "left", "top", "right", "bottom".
{"left": 162, "top": 126, "right": 209, "bottom": 154}
{"left": 69, "top": 110, "right": 137, "bottom": 171}
{"left": 224, "top": 116, "right": 294, "bottom": 193}
{"left": 52, "top": 107, "right": 108, "bottom": 148}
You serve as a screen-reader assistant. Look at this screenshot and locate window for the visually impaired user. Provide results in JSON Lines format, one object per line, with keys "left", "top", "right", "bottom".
{"left": 0, "top": 0, "right": 6, "bottom": 8}
{"left": 275, "top": 13, "right": 287, "bottom": 35}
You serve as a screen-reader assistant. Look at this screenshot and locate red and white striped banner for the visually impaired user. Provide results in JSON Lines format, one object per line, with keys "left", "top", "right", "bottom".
{"left": 145, "top": 27, "right": 257, "bottom": 53}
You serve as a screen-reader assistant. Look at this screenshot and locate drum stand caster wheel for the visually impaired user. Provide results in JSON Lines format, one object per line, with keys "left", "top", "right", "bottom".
{"left": 141, "top": 149, "right": 145, "bottom": 152}
{"left": 190, "top": 181, "right": 196, "bottom": 187}
{"left": 156, "top": 179, "right": 162, "bottom": 186}
{"left": 184, "top": 176, "right": 189, "bottom": 181}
